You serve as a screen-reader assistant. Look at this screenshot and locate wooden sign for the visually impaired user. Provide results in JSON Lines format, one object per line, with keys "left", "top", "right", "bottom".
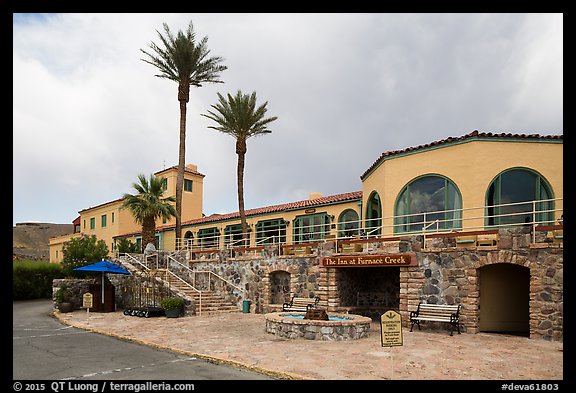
{"left": 83, "top": 293, "right": 93, "bottom": 309}
{"left": 380, "top": 310, "right": 403, "bottom": 347}
{"left": 321, "top": 254, "right": 416, "bottom": 268}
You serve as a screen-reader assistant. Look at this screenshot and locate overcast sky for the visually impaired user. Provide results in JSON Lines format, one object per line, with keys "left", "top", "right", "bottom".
{"left": 13, "top": 13, "right": 563, "bottom": 226}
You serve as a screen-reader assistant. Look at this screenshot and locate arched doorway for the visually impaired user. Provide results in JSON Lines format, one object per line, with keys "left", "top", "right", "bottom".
{"left": 479, "top": 263, "right": 530, "bottom": 336}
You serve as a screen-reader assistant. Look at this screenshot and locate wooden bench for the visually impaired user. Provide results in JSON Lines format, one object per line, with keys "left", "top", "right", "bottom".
{"left": 282, "top": 296, "right": 320, "bottom": 312}
{"left": 410, "top": 303, "right": 461, "bottom": 336}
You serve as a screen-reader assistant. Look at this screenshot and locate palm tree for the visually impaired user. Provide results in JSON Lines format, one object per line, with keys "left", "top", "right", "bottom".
{"left": 122, "top": 174, "right": 177, "bottom": 250}
{"left": 202, "top": 90, "right": 278, "bottom": 246}
{"left": 140, "top": 20, "right": 227, "bottom": 244}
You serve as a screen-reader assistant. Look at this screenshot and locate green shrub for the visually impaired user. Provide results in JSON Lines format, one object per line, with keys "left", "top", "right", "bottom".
{"left": 13, "top": 260, "right": 64, "bottom": 300}
{"left": 54, "top": 284, "right": 70, "bottom": 303}
{"left": 160, "top": 297, "right": 185, "bottom": 310}
{"left": 61, "top": 234, "right": 109, "bottom": 277}
{"left": 116, "top": 238, "right": 140, "bottom": 253}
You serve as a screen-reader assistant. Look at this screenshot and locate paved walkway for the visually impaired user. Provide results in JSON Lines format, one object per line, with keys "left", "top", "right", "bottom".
{"left": 55, "top": 310, "right": 563, "bottom": 381}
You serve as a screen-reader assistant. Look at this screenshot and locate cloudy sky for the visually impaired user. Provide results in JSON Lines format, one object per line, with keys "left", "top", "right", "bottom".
{"left": 13, "top": 13, "right": 563, "bottom": 226}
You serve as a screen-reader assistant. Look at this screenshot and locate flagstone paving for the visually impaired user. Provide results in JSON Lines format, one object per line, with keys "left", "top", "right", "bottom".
{"left": 55, "top": 310, "right": 563, "bottom": 381}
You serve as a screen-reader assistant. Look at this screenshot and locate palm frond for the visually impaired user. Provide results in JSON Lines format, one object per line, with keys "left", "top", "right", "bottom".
{"left": 201, "top": 90, "right": 278, "bottom": 140}
{"left": 140, "top": 20, "right": 227, "bottom": 87}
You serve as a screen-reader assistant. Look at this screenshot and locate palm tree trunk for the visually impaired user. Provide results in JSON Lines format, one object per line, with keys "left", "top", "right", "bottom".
{"left": 236, "top": 139, "right": 248, "bottom": 248}
{"left": 175, "top": 83, "right": 190, "bottom": 247}
{"left": 142, "top": 216, "right": 156, "bottom": 249}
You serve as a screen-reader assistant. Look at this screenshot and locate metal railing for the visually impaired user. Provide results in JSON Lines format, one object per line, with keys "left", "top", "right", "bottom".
{"left": 160, "top": 197, "right": 562, "bottom": 256}
{"left": 119, "top": 251, "right": 246, "bottom": 315}
{"left": 166, "top": 254, "right": 244, "bottom": 302}
{"left": 165, "top": 255, "right": 204, "bottom": 315}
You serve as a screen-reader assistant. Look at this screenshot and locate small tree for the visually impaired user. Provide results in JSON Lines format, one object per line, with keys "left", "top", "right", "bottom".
{"left": 122, "top": 174, "right": 177, "bottom": 248}
{"left": 61, "top": 234, "right": 109, "bottom": 277}
{"left": 116, "top": 238, "right": 139, "bottom": 254}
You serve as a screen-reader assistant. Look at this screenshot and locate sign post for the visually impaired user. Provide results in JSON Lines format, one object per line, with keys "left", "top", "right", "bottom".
{"left": 380, "top": 309, "right": 403, "bottom": 347}
{"left": 83, "top": 292, "right": 93, "bottom": 318}
{"left": 380, "top": 309, "right": 403, "bottom": 380}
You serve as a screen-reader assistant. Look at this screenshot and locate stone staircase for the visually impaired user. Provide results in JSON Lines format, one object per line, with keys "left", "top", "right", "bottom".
{"left": 160, "top": 270, "right": 240, "bottom": 315}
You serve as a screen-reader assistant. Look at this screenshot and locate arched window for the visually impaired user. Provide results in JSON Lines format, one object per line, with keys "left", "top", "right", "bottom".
{"left": 183, "top": 230, "right": 194, "bottom": 249}
{"left": 365, "top": 192, "right": 382, "bottom": 236}
{"left": 485, "top": 168, "right": 554, "bottom": 227}
{"left": 394, "top": 175, "right": 462, "bottom": 233}
{"left": 338, "top": 209, "right": 360, "bottom": 238}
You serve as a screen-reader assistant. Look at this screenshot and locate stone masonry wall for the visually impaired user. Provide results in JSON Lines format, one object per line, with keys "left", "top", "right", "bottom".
{"left": 124, "top": 228, "right": 562, "bottom": 341}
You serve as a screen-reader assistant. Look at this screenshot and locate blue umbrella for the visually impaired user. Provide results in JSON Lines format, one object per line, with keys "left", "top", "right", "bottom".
{"left": 74, "top": 260, "right": 130, "bottom": 306}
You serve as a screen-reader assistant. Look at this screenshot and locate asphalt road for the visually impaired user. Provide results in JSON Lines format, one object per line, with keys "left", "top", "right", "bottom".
{"left": 13, "top": 299, "right": 274, "bottom": 381}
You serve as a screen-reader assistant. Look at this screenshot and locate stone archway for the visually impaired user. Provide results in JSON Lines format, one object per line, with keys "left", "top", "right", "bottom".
{"left": 462, "top": 249, "right": 562, "bottom": 340}
{"left": 268, "top": 270, "right": 291, "bottom": 304}
{"left": 261, "top": 261, "right": 317, "bottom": 313}
{"left": 400, "top": 247, "right": 562, "bottom": 341}
{"left": 461, "top": 250, "right": 534, "bottom": 335}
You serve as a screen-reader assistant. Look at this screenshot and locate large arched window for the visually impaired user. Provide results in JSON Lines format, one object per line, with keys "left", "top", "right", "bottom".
{"left": 338, "top": 209, "right": 360, "bottom": 238}
{"left": 485, "top": 168, "right": 554, "bottom": 227}
{"left": 365, "top": 192, "right": 382, "bottom": 236}
{"left": 394, "top": 175, "right": 462, "bottom": 233}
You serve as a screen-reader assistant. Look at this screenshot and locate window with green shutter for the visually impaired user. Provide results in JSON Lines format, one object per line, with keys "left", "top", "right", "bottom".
{"left": 184, "top": 179, "right": 193, "bottom": 192}
{"left": 293, "top": 213, "right": 330, "bottom": 244}
{"left": 256, "top": 219, "right": 287, "bottom": 244}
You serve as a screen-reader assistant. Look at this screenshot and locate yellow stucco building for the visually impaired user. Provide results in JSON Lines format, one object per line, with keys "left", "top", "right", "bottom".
{"left": 50, "top": 131, "right": 562, "bottom": 262}
{"left": 361, "top": 130, "right": 563, "bottom": 237}
{"left": 49, "top": 164, "right": 205, "bottom": 262}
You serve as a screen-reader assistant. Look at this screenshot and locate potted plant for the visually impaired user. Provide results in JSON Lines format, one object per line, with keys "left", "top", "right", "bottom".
{"left": 160, "top": 297, "right": 185, "bottom": 318}
{"left": 55, "top": 284, "right": 73, "bottom": 313}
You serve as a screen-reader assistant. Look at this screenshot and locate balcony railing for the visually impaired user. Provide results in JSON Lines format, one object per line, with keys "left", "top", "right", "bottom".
{"left": 157, "top": 197, "right": 562, "bottom": 257}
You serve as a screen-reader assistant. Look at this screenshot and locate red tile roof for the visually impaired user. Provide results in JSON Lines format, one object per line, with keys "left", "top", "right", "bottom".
{"left": 360, "top": 130, "right": 563, "bottom": 180}
{"left": 157, "top": 190, "right": 363, "bottom": 230}
{"left": 78, "top": 197, "right": 125, "bottom": 213}
{"left": 155, "top": 165, "right": 205, "bottom": 178}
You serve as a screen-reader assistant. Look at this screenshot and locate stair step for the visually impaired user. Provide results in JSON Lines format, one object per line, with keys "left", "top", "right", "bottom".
{"left": 136, "top": 268, "right": 241, "bottom": 315}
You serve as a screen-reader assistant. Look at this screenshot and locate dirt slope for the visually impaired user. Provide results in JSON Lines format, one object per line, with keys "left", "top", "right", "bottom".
{"left": 13, "top": 222, "right": 74, "bottom": 260}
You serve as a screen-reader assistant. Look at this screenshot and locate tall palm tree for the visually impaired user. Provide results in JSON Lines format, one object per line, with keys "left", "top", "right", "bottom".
{"left": 122, "top": 174, "right": 177, "bottom": 250}
{"left": 202, "top": 90, "right": 278, "bottom": 245}
{"left": 141, "top": 21, "right": 227, "bottom": 245}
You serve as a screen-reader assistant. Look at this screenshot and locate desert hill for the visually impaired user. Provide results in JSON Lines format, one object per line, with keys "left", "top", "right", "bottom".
{"left": 13, "top": 222, "right": 74, "bottom": 261}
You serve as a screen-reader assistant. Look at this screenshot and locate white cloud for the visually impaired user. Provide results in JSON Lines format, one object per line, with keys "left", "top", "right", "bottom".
{"left": 13, "top": 13, "right": 563, "bottom": 225}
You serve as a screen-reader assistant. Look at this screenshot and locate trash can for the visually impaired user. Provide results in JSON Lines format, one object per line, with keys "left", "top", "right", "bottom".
{"left": 242, "top": 300, "right": 251, "bottom": 313}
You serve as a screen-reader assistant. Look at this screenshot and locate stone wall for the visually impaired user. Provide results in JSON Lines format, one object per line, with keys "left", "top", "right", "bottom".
{"left": 190, "top": 255, "right": 321, "bottom": 313}
{"left": 181, "top": 228, "right": 562, "bottom": 341}
{"left": 52, "top": 276, "right": 130, "bottom": 311}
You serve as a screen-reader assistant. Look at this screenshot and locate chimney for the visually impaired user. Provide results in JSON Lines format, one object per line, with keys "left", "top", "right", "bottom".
{"left": 308, "top": 192, "right": 324, "bottom": 200}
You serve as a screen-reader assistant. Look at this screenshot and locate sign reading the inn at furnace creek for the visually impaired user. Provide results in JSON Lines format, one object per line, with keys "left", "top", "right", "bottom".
{"left": 320, "top": 254, "right": 416, "bottom": 267}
